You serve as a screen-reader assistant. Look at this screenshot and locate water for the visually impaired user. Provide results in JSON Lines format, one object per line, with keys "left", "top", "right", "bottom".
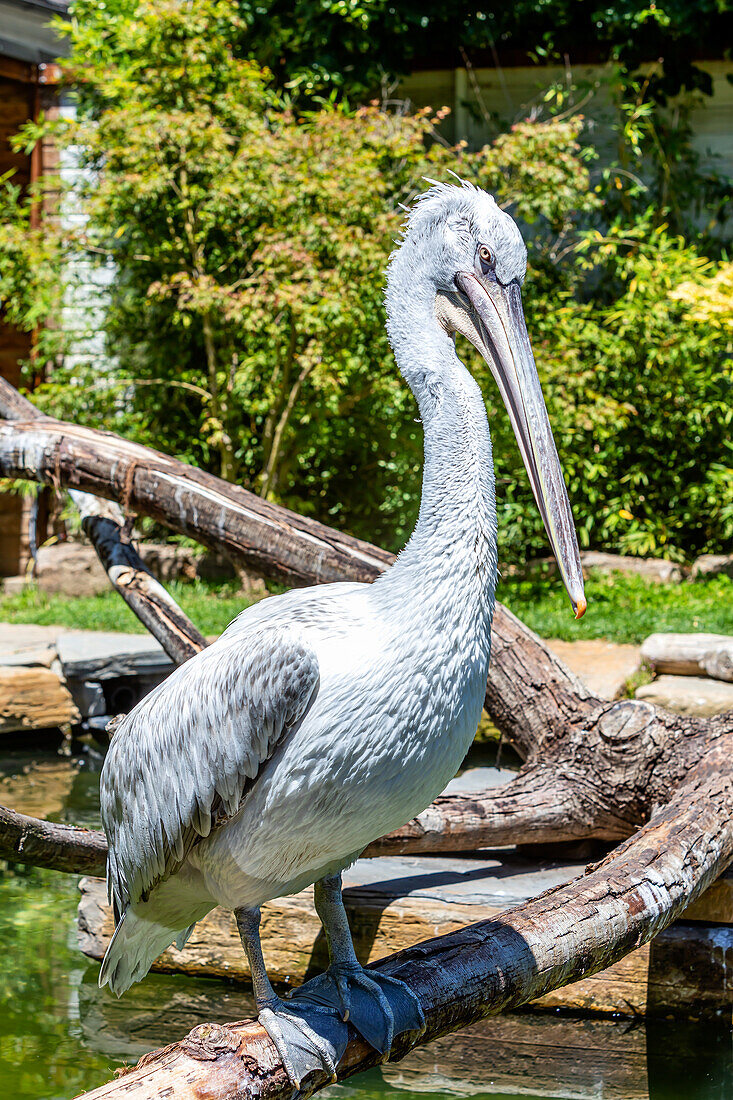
{"left": 0, "top": 739, "right": 731, "bottom": 1099}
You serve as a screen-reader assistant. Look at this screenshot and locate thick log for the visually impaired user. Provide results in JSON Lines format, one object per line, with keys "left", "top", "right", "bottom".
{"left": 641, "top": 632, "right": 733, "bottom": 682}
{"left": 74, "top": 740, "right": 733, "bottom": 1098}
{"left": 0, "top": 803, "right": 108, "bottom": 875}
{"left": 0, "top": 379, "right": 205, "bottom": 666}
{"left": 0, "top": 416, "right": 393, "bottom": 587}
{"left": 77, "top": 983, "right": 726, "bottom": 1100}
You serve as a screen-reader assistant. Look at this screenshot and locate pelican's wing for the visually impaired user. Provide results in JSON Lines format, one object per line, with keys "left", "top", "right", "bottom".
{"left": 99, "top": 626, "right": 320, "bottom": 918}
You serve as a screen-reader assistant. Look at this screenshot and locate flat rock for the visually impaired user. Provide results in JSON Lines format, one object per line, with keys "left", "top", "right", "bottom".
{"left": 691, "top": 553, "right": 733, "bottom": 579}
{"left": 1, "top": 575, "right": 28, "bottom": 596}
{"left": 57, "top": 631, "right": 174, "bottom": 681}
{"left": 641, "top": 632, "right": 733, "bottom": 682}
{"left": 444, "top": 765, "right": 518, "bottom": 793}
{"left": 34, "top": 542, "right": 110, "bottom": 597}
{"left": 635, "top": 674, "right": 733, "bottom": 716}
{"left": 519, "top": 552, "right": 684, "bottom": 583}
{"left": 0, "top": 623, "right": 61, "bottom": 668}
{"left": 0, "top": 665, "right": 79, "bottom": 733}
{"left": 580, "top": 551, "right": 684, "bottom": 584}
{"left": 546, "top": 639, "right": 642, "bottom": 700}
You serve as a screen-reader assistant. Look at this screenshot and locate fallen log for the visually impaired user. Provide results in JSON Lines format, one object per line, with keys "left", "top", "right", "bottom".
{"left": 0, "top": 379, "right": 206, "bottom": 666}
{"left": 0, "top": 413, "right": 393, "bottom": 588}
{"left": 74, "top": 968, "right": 730, "bottom": 1100}
{"left": 0, "top": 385, "right": 732, "bottom": 867}
{"left": 75, "top": 737, "right": 733, "bottom": 1098}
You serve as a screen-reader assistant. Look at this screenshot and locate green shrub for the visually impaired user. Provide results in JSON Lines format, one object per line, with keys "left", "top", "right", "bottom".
{"left": 1, "top": 0, "right": 730, "bottom": 564}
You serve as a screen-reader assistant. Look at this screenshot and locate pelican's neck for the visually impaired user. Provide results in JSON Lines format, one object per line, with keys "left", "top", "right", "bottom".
{"left": 377, "top": 275, "right": 498, "bottom": 623}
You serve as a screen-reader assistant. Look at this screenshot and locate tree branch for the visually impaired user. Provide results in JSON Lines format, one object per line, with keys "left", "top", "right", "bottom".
{"left": 0, "top": 384, "right": 731, "bottom": 872}
{"left": 0, "top": 378, "right": 206, "bottom": 665}
{"left": 0, "top": 804, "right": 107, "bottom": 876}
{"left": 75, "top": 738, "right": 733, "bottom": 1099}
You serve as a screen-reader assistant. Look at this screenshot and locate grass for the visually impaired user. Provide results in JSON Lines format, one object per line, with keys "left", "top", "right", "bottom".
{"left": 498, "top": 570, "right": 733, "bottom": 644}
{"left": 0, "top": 579, "right": 256, "bottom": 638}
{"left": 1, "top": 571, "right": 731, "bottom": 646}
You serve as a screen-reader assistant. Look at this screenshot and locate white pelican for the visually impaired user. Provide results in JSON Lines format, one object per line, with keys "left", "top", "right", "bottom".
{"left": 99, "top": 181, "right": 585, "bottom": 1089}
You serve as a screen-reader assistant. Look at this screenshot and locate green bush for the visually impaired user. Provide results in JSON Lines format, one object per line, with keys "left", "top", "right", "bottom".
{"left": 1, "top": 0, "right": 730, "bottom": 564}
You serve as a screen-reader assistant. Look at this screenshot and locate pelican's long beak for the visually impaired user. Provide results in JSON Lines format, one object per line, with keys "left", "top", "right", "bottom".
{"left": 455, "top": 272, "right": 586, "bottom": 618}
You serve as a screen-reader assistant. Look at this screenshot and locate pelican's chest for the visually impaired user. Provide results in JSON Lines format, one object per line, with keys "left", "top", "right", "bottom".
{"left": 301, "top": 603, "right": 492, "bottom": 839}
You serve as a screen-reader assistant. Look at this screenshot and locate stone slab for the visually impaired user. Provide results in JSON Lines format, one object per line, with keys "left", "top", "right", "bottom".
{"left": 546, "top": 638, "right": 642, "bottom": 700}
{"left": 0, "top": 665, "right": 79, "bottom": 733}
{"left": 0, "top": 623, "right": 61, "bottom": 668}
{"left": 641, "top": 632, "right": 733, "bottom": 682}
{"left": 635, "top": 674, "right": 733, "bottom": 716}
{"left": 56, "top": 631, "right": 174, "bottom": 681}
{"left": 580, "top": 551, "right": 684, "bottom": 583}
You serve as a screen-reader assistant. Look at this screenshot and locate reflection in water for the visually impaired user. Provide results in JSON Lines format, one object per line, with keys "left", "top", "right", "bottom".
{"left": 0, "top": 744, "right": 731, "bottom": 1098}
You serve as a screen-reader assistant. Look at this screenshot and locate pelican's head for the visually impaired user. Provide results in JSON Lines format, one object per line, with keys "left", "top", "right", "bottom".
{"left": 389, "top": 181, "right": 586, "bottom": 619}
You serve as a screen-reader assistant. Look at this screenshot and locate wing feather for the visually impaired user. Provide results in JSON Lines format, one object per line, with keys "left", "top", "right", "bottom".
{"left": 99, "top": 626, "right": 320, "bottom": 917}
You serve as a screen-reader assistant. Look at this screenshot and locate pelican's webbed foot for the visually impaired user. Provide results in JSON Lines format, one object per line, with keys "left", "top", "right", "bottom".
{"left": 258, "top": 997, "right": 348, "bottom": 1090}
{"left": 291, "top": 962, "right": 425, "bottom": 1055}
{"left": 236, "top": 906, "right": 349, "bottom": 1091}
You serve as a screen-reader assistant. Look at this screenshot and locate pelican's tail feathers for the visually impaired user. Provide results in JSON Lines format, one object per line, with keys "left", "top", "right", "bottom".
{"left": 98, "top": 908, "right": 179, "bottom": 997}
{"left": 175, "top": 922, "right": 197, "bottom": 952}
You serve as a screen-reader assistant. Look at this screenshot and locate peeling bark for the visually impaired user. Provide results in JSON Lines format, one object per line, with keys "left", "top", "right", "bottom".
{"left": 75, "top": 740, "right": 733, "bottom": 1099}
{"left": 0, "top": 385, "right": 731, "bottom": 870}
{"left": 0, "top": 379, "right": 205, "bottom": 666}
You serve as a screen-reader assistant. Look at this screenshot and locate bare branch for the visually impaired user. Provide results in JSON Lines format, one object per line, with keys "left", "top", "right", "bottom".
{"left": 0, "top": 377, "right": 206, "bottom": 665}
{"left": 75, "top": 740, "right": 733, "bottom": 1099}
{"left": 0, "top": 804, "right": 106, "bottom": 876}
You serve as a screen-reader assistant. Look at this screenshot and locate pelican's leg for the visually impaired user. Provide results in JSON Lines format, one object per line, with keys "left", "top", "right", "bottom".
{"left": 235, "top": 906, "right": 347, "bottom": 1090}
{"left": 300, "top": 873, "right": 425, "bottom": 1055}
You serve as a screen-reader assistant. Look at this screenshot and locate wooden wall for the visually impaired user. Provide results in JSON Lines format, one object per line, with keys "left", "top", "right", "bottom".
{"left": 399, "top": 60, "right": 733, "bottom": 177}
{"left": 0, "top": 58, "right": 36, "bottom": 577}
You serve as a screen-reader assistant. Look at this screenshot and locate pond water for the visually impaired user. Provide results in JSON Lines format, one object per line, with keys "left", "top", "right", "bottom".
{"left": 0, "top": 737, "right": 731, "bottom": 1100}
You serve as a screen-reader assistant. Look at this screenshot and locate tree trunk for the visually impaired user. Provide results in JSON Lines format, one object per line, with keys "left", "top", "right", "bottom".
{"left": 0, "top": 379, "right": 205, "bottom": 666}
{"left": 2, "top": 381, "right": 733, "bottom": 1100}
{"left": 75, "top": 736, "right": 733, "bottom": 1099}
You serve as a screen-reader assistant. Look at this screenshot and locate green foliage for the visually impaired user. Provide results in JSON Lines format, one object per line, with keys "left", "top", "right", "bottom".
{"left": 497, "top": 221, "right": 733, "bottom": 563}
{"left": 60, "top": 0, "right": 726, "bottom": 103}
{"left": 1, "top": 0, "right": 730, "bottom": 565}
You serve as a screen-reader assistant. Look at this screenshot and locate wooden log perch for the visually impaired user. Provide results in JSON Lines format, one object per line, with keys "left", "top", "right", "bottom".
{"left": 76, "top": 738, "right": 733, "bottom": 1098}
{"left": 0, "top": 378, "right": 206, "bottom": 666}
{"left": 0, "top": 381, "right": 731, "bottom": 868}
{"left": 2, "top": 379, "right": 733, "bottom": 1098}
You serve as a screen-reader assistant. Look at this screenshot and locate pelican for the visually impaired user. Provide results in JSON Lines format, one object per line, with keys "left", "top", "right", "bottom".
{"left": 99, "top": 181, "right": 586, "bottom": 1089}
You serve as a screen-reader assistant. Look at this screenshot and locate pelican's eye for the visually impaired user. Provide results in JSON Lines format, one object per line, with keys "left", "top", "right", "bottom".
{"left": 477, "top": 245, "right": 494, "bottom": 277}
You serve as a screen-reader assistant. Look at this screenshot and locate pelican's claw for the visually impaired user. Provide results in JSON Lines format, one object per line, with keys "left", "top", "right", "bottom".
{"left": 259, "top": 1000, "right": 348, "bottom": 1092}
{"left": 291, "top": 964, "right": 425, "bottom": 1056}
